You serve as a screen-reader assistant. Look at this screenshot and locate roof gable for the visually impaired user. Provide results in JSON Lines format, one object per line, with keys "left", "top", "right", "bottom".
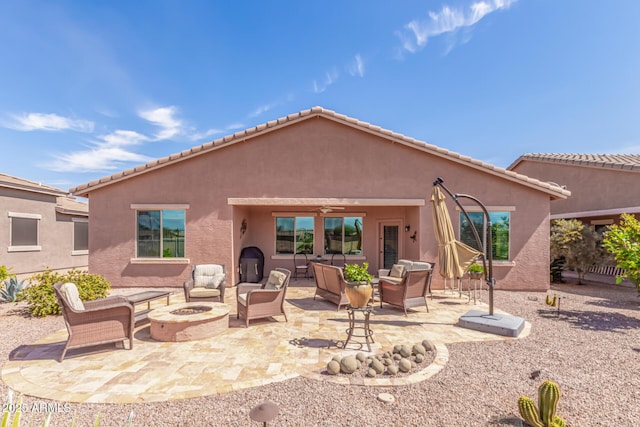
{"left": 71, "top": 107, "right": 570, "bottom": 199}
{"left": 0, "top": 173, "right": 67, "bottom": 197}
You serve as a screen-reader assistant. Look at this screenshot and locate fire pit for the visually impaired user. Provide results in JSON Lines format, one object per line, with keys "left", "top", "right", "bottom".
{"left": 148, "top": 302, "right": 229, "bottom": 342}
{"left": 170, "top": 305, "right": 212, "bottom": 316}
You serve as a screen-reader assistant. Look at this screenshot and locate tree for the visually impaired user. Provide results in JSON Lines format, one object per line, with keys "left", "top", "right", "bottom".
{"left": 550, "top": 219, "right": 609, "bottom": 284}
{"left": 602, "top": 213, "right": 640, "bottom": 292}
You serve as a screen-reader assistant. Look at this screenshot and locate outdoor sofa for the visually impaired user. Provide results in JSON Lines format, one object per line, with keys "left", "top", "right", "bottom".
{"left": 311, "top": 262, "right": 350, "bottom": 310}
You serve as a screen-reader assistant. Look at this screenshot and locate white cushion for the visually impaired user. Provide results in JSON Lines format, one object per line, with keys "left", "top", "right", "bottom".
{"left": 264, "top": 270, "right": 287, "bottom": 290}
{"left": 189, "top": 287, "right": 221, "bottom": 298}
{"left": 238, "top": 293, "right": 248, "bottom": 306}
{"left": 390, "top": 264, "right": 405, "bottom": 278}
{"left": 412, "top": 262, "right": 431, "bottom": 271}
{"left": 398, "top": 259, "right": 413, "bottom": 271}
{"left": 60, "top": 282, "right": 85, "bottom": 311}
{"left": 194, "top": 264, "right": 224, "bottom": 288}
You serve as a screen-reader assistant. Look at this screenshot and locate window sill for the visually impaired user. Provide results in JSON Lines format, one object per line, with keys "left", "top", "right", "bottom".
{"left": 130, "top": 258, "right": 190, "bottom": 265}
{"left": 271, "top": 254, "right": 366, "bottom": 262}
{"left": 72, "top": 250, "right": 88, "bottom": 256}
{"left": 8, "top": 246, "right": 41, "bottom": 252}
{"left": 490, "top": 261, "right": 515, "bottom": 267}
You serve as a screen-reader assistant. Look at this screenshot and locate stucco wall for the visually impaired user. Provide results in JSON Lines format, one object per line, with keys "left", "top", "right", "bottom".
{"left": 0, "top": 187, "right": 88, "bottom": 276}
{"left": 85, "top": 117, "right": 552, "bottom": 291}
{"left": 511, "top": 161, "right": 640, "bottom": 215}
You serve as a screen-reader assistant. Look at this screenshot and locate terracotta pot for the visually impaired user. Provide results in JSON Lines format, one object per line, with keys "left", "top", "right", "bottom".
{"left": 469, "top": 272, "right": 483, "bottom": 280}
{"left": 345, "top": 282, "right": 372, "bottom": 308}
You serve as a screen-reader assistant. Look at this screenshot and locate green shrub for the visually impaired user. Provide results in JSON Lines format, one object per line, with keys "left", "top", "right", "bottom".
{"left": 0, "top": 265, "right": 10, "bottom": 282}
{"left": 19, "top": 269, "right": 110, "bottom": 317}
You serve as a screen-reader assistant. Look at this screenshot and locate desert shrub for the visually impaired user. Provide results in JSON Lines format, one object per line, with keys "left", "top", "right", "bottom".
{"left": 19, "top": 269, "right": 110, "bottom": 317}
{"left": 0, "top": 265, "right": 10, "bottom": 282}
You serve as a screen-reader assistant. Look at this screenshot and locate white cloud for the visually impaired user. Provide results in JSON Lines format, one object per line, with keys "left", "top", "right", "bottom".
{"left": 312, "top": 68, "right": 340, "bottom": 93}
{"left": 4, "top": 112, "right": 94, "bottom": 132}
{"left": 98, "top": 130, "right": 148, "bottom": 147}
{"left": 348, "top": 54, "right": 365, "bottom": 77}
{"left": 48, "top": 146, "right": 152, "bottom": 173}
{"left": 189, "top": 128, "right": 224, "bottom": 141}
{"left": 397, "top": 0, "right": 517, "bottom": 55}
{"left": 139, "top": 106, "right": 183, "bottom": 140}
{"left": 249, "top": 102, "right": 277, "bottom": 118}
{"left": 226, "top": 122, "right": 245, "bottom": 130}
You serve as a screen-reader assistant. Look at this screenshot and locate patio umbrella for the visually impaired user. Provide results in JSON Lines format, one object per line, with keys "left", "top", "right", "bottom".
{"left": 430, "top": 186, "right": 482, "bottom": 279}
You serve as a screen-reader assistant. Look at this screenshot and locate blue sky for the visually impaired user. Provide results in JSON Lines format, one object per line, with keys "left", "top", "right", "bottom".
{"left": 1, "top": 0, "right": 639, "bottom": 191}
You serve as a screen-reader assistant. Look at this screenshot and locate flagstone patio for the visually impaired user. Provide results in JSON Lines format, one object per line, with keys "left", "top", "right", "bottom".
{"left": 1, "top": 280, "right": 530, "bottom": 404}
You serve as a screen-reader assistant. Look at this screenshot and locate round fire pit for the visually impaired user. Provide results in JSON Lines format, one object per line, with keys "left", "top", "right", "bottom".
{"left": 148, "top": 302, "right": 229, "bottom": 342}
{"left": 170, "top": 305, "right": 212, "bottom": 316}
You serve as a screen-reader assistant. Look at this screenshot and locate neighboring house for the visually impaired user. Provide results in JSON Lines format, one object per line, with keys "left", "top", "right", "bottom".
{"left": 1, "top": 173, "right": 89, "bottom": 277}
{"left": 71, "top": 107, "right": 568, "bottom": 291}
{"left": 507, "top": 154, "right": 640, "bottom": 231}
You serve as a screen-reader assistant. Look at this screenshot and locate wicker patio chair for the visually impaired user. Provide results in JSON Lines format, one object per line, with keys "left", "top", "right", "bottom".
{"left": 183, "top": 264, "right": 226, "bottom": 303}
{"left": 53, "top": 282, "right": 135, "bottom": 362}
{"left": 379, "top": 269, "right": 432, "bottom": 315}
{"left": 236, "top": 268, "right": 291, "bottom": 327}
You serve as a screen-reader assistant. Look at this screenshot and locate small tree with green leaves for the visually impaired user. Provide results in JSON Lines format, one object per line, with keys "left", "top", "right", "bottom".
{"left": 602, "top": 213, "right": 640, "bottom": 292}
{"left": 550, "top": 219, "right": 609, "bottom": 284}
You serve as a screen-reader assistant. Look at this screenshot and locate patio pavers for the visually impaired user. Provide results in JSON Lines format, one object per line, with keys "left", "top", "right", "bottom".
{"left": 1, "top": 282, "right": 530, "bottom": 403}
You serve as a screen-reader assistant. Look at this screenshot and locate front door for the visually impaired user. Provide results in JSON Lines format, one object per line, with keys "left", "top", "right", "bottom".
{"left": 379, "top": 221, "right": 402, "bottom": 270}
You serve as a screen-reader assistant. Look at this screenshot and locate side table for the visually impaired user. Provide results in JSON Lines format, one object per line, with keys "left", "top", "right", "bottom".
{"left": 343, "top": 305, "right": 375, "bottom": 352}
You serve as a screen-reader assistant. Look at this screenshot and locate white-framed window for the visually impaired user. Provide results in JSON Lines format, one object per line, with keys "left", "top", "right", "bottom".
{"left": 323, "top": 216, "right": 363, "bottom": 255}
{"left": 72, "top": 218, "right": 88, "bottom": 255}
{"left": 8, "top": 212, "right": 41, "bottom": 252}
{"left": 459, "top": 208, "right": 512, "bottom": 261}
{"left": 275, "top": 216, "right": 314, "bottom": 254}
{"left": 131, "top": 204, "right": 188, "bottom": 259}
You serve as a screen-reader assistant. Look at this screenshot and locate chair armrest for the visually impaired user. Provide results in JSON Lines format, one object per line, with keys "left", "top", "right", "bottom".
{"left": 246, "top": 288, "right": 282, "bottom": 304}
{"left": 83, "top": 295, "right": 133, "bottom": 311}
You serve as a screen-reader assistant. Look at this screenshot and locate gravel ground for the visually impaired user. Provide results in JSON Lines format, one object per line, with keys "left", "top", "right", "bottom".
{"left": 1, "top": 281, "right": 639, "bottom": 427}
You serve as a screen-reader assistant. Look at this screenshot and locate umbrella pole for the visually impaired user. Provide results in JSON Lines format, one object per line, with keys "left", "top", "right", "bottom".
{"left": 434, "top": 177, "right": 495, "bottom": 315}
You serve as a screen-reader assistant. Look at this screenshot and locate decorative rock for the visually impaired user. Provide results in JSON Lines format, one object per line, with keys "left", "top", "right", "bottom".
{"left": 399, "top": 358, "right": 412, "bottom": 372}
{"left": 400, "top": 345, "right": 411, "bottom": 358}
{"left": 415, "top": 353, "right": 425, "bottom": 363}
{"left": 340, "top": 355, "right": 358, "bottom": 374}
{"left": 411, "top": 360, "right": 417, "bottom": 368}
{"left": 384, "top": 351, "right": 392, "bottom": 358}
{"left": 422, "top": 339, "right": 436, "bottom": 352}
{"left": 383, "top": 358, "right": 392, "bottom": 366}
{"left": 367, "top": 368, "right": 377, "bottom": 378}
{"left": 393, "top": 345, "right": 402, "bottom": 354}
{"left": 387, "top": 365, "right": 399, "bottom": 375}
{"left": 326, "top": 360, "right": 340, "bottom": 375}
{"left": 412, "top": 344, "right": 426, "bottom": 356}
{"left": 332, "top": 355, "right": 342, "bottom": 362}
{"left": 393, "top": 353, "right": 402, "bottom": 361}
{"left": 371, "top": 358, "right": 385, "bottom": 374}
{"left": 378, "top": 393, "right": 396, "bottom": 403}
{"left": 356, "top": 352, "right": 367, "bottom": 363}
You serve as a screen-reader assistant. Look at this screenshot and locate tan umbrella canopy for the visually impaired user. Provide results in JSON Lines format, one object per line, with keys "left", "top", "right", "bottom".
{"left": 430, "top": 186, "right": 482, "bottom": 279}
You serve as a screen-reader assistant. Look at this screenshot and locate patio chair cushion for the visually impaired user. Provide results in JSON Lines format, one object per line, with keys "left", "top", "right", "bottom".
{"left": 189, "top": 287, "right": 222, "bottom": 299}
{"left": 390, "top": 264, "right": 405, "bottom": 278}
{"left": 59, "top": 282, "right": 85, "bottom": 311}
{"left": 237, "top": 293, "right": 248, "bottom": 306}
{"left": 264, "top": 270, "right": 287, "bottom": 290}
{"left": 193, "top": 264, "right": 225, "bottom": 288}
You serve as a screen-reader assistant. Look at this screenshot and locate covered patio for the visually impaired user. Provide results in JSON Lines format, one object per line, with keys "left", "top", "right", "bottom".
{"left": 2, "top": 281, "right": 529, "bottom": 404}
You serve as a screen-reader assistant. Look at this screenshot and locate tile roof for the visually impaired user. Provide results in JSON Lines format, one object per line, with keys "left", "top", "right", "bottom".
{"left": 55, "top": 196, "right": 88, "bottom": 216}
{"left": 0, "top": 172, "right": 67, "bottom": 196}
{"left": 71, "top": 107, "right": 570, "bottom": 199}
{"left": 507, "top": 153, "right": 640, "bottom": 171}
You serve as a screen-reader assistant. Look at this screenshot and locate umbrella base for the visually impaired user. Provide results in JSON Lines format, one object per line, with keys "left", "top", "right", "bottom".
{"left": 458, "top": 309, "right": 525, "bottom": 337}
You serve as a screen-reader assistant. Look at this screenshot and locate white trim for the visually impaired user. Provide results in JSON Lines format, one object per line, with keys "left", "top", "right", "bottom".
{"left": 72, "top": 250, "right": 89, "bottom": 256}
{"left": 72, "top": 217, "right": 88, "bottom": 223}
{"left": 8, "top": 211, "right": 42, "bottom": 219}
{"left": 130, "top": 258, "right": 190, "bottom": 265}
{"left": 8, "top": 245, "right": 41, "bottom": 252}
{"left": 229, "top": 197, "right": 425, "bottom": 206}
{"left": 551, "top": 206, "right": 640, "bottom": 219}
{"left": 130, "top": 204, "right": 190, "bottom": 210}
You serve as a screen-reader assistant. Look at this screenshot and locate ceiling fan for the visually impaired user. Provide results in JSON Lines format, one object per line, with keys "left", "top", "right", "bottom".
{"left": 316, "top": 205, "right": 345, "bottom": 214}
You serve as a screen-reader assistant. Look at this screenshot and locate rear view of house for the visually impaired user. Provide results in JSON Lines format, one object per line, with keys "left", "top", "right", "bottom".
{"left": 1, "top": 173, "right": 88, "bottom": 277}
{"left": 71, "top": 107, "right": 568, "bottom": 291}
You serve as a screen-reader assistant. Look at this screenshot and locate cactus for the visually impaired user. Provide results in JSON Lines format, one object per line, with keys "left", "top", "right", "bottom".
{"left": 518, "top": 396, "right": 544, "bottom": 427}
{"left": 518, "top": 380, "right": 565, "bottom": 427}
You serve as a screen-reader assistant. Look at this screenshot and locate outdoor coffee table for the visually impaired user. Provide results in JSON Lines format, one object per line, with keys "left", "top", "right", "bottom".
{"left": 127, "top": 290, "right": 172, "bottom": 326}
{"left": 148, "top": 302, "right": 230, "bottom": 342}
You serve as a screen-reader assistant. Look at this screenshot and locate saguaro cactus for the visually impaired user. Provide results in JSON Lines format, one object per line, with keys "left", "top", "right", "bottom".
{"left": 518, "top": 380, "right": 565, "bottom": 427}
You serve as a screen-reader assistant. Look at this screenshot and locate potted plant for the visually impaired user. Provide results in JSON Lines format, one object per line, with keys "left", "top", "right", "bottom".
{"left": 343, "top": 262, "right": 374, "bottom": 307}
{"left": 467, "top": 262, "right": 484, "bottom": 280}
